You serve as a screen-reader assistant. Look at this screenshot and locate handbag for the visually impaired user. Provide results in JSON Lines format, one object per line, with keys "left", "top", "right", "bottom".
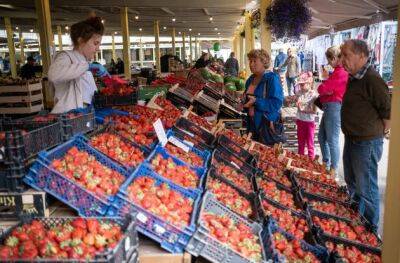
{"left": 313, "top": 96, "right": 323, "bottom": 110}
{"left": 256, "top": 78, "right": 287, "bottom": 146}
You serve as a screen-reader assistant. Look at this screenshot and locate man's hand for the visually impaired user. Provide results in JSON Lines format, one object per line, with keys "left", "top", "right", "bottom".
{"left": 383, "top": 119, "right": 390, "bottom": 139}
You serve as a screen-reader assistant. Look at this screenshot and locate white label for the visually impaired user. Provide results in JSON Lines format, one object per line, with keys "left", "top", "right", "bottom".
{"left": 124, "top": 236, "right": 131, "bottom": 252}
{"left": 230, "top": 161, "right": 240, "bottom": 170}
{"left": 22, "top": 194, "right": 34, "bottom": 204}
{"left": 0, "top": 146, "right": 4, "bottom": 160}
{"left": 153, "top": 118, "right": 168, "bottom": 146}
{"left": 183, "top": 140, "right": 194, "bottom": 147}
{"left": 136, "top": 212, "right": 148, "bottom": 223}
{"left": 180, "top": 128, "right": 195, "bottom": 138}
{"left": 169, "top": 136, "right": 190, "bottom": 153}
{"left": 154, "top": 224, "right": 166, "bottom": 235}
{"left": 86, "top": 121, "right": 91, "bottom": 128}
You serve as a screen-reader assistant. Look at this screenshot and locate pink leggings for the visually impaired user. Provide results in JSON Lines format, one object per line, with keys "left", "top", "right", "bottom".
{"left": 296, "top": 119, "right": 316, "bottom": 159}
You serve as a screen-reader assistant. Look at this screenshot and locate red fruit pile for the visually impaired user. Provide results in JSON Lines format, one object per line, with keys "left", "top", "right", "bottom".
{"left": 308, "top": 199, "right": 360, "bottom": 221}
{"left": 165, "top": 143, "right": 203, "bottom": 167}
{"left": 51, "top": 147, "right": 125, "bottom": 198}
{"left": 101, "top": 76, "right": 134, "bottom": 96}
{"left": 0, "top": 218, "right": 122, "bottom": 260}
{"left": 262, "top": 200, "right": 308, "bottom": 240}
{"left": 207, "top": 177, "right": 253, "bottom": 218}
{"left": 202, "top": 213, "right": 263, "bottom": 262}
{"left": 325, "top": 242, "right": 381, "bottom": 263}
{"left": 297, "top": 171, "right": 338, "bottom": 187}
{"left": 218, "top": 129, "right": 248, "bottom": 147}
{"left": 297, "top": 178, "right": 349, "bottom": 203}
{"left": 127, "top": 176, "right": 193, "bottom": 228}
{"left": 272, "top": 232, "right": 320, "bottom": 262}
{"left": 89, "top": 132, "right": 145, "bottom": 167}
{"left": 260, "top": 164, "right": 292, "bottom": 188}
{"left": 257, "top": 178, "right": 300, "bottom": 212}
{"left": 187, "top": 112, "right": 214, "bottom": 131}
{"left": 289, "top": 156, "right": 326, "bottom": 174}
{"left": 150, "top": 154, "right": 199, "bottom": 189}
{"left": 151, "top": 74, "right": 187, "bottom": 86}
{"left": 312, "top": 216, "right": 379, "bottom": 247}
{"left": 215, "top": 164, "right": 252, "bottom": 194}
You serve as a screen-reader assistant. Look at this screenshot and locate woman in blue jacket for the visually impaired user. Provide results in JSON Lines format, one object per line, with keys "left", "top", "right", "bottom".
{"left": 243, "top": 49, "right": 284, "bottom": 145}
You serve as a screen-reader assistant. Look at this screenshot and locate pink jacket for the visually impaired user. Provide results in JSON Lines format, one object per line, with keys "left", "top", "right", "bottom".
{"left": 318, "top": 66, "right": 348, "bottom": 103}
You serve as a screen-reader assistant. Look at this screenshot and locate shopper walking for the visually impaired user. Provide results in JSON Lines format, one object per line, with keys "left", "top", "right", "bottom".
{"left": 243, "top": 49, "right": 284, "bottom": 145}
{"left": 48, "top": 16, "right": 109, "bottom": 113}
{"left": 295, "top": 72, "right": 317, "bottom": 159}
{"left": 340, "top": 39, "right": 391, "bottom": 229}
{"left": 116, "top": 58, "right": 124, "bottom": 74}
{"left": 225, "top": 52, "right": 239, "bottom": 77}
{"left": 280, "top": 48, "right": 300, "bottom": 96}
{"left": 317, "top": 46, "right": 348, "bottom": 175}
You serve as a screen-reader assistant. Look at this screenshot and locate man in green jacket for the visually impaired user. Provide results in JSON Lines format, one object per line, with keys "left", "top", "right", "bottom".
{"left": 340, "top": 39, "right": 391, "bottom": 229}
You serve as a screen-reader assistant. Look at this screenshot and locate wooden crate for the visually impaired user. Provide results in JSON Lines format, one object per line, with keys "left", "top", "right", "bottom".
{"left": 139, "top": 237, "right": 191, "bottom": 263}
{"left": 0, "top": 82, "right": 44, "bottom": 114}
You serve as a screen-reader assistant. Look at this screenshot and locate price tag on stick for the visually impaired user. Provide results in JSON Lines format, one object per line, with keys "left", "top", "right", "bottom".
{"left": 153, "top": 118, "right": 168, "bottom": 146}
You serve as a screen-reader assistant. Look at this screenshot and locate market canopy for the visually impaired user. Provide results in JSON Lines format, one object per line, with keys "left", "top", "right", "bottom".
{"left": 0, "top": 0, "right": 397, "bottom": 38}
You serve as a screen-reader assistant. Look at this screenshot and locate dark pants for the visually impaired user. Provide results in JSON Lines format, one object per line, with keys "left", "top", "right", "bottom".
{"left": 343, "top": 136, "right": 383, "bottom": 228}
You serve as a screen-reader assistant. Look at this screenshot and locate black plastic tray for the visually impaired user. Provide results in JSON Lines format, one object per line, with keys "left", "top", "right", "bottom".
{"left": 212, "top": 148, "right": 259, "bottom": 176}
{"left": 94, "top": 92, "right": 137, "bottom": 108}
{"left": 209, "top": 164, "right": 255, "bottom": 195}
{"left": 174, "top": 117, "right": 216, "bottom": 147}
{"left": 216, "top": 134, "right": 255, "bottom": 165}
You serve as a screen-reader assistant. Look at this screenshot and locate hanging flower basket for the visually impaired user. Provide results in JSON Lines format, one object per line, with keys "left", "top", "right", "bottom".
{"left": 251, "top": 9, "right": 261, "bottom": 29}
{"left": 265, "top": 0, "right": 312, "bottom": 39}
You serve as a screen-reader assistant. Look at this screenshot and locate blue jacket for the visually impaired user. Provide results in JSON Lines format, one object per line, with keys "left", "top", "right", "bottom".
{"left": 274, "top": 52, "right": 287, "bottom": 73}
{"left": 245, "top": 71, "right": 284, "bottom": 133}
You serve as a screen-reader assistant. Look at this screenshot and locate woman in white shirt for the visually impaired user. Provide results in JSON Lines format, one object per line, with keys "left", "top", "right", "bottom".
{"left": 48, "top": 16, "right": 109, "bottom": 113}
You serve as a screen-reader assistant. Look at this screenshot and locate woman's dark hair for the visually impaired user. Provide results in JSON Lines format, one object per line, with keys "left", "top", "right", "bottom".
{"left": 70, "top": 16, "right": 104, "bottom": 46}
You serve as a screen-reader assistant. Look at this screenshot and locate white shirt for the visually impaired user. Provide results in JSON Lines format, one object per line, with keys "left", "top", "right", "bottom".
{"left": 48, "top": 50, "right": 97, "bottom": 113}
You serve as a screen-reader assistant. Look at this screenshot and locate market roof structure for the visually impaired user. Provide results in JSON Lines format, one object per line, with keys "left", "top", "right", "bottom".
{"left": 0, "top": 0, "right": 397, "bottom": 38}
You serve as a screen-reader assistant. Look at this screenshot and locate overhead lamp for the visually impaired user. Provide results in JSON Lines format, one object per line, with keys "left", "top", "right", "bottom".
{"left": 163, "top": 26, "right": 167, "bottom": 30}
{"left": 172, "top": 17, "right": 176, "bottom": 22}
{"left": 15, "top": 26, "right": 19, "bottom": 30}
{"left": 135, "top": 15, "right": 139, "bottom": 20}
{"left": 189, "top": 28, "right": 192, "bottom": 32}
{"left": 114, "top": 31, "right": 118, "bottom": 34}
{"left": 214, "top": 27, "right": 218, "bottom": 31}
{"left": 101, "top": 19, "right": 105, "bottom": 23}
{"left": 139, "top": 28, "right": 143, "bottom": 31}
{"left": 65, "top": 26, "right": 69, "bottom": 30}
{"left": 209, "top": 16, "right": 213, "bottom": 21}
{"left": 178, "top": 31, "right": 182, "bottom": 35}
{"left": 30, "top": 29, "right": 33, "bottom": 33}
{"left": 198, "top": 33, "right": 201, "bottom": 36}
{"left": 217, "top": 32, "right": 221, "bottom": 35}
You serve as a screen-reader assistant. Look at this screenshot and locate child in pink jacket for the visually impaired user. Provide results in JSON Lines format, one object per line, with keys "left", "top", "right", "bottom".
{"left": 295, "top": 72, "right": 318, "bottom": 159}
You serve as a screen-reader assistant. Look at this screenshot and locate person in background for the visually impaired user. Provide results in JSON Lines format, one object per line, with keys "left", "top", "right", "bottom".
{"left": 48, "top": 16, "right": 110, "bottom": 113}
{"left": 116, "top": 58, "right": 124, "bottom": 74}
{"left": 243, "top": 49, "right": 284, "bottom": 145}
{"left": 194, "top": 52, "right": 210, "bottom": 69}
{"left": 225, "top": 52, "right": 239, "bottom": 77}
{"left": 298, "top": 51, "right": 305, "bottom": 71}
{"left": 20, "top": 56, "right": 37, "bottom": 79}
{"left": 317, "top": 46, "right": 348, "bottom": 175}
{"left": 280, "top": 48, "right": 301, "bottom": 96}
{"left": 295, "top": 72, "right": 317, "bottom": 159}
{"left": 341, "top": 39, "right": 391, "bottom": 229}
{"left": 109, "top": 58, "right": 117, "bottom": 74}
{"left": 274, "top": 48, "right": 287, "bottom": 74}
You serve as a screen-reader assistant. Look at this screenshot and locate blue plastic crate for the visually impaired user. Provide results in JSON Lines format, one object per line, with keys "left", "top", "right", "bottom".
{"left": 79, "top": 132, "right": 149, "bottom": 174}
{"left": 163, "top": 129, "right": 211, "bottom": 169}
{"left": 24, "top": 137, "right": 130, "bottom": 216}
{"left": 145, "top": 145, "right": 206, "bottom": 193}
{"left": 106, "top": 164, "right": 201, "bottom": 253}
{"left": 264, "top": 221, "right": 329, "bottom": 262}
{"left": 94, "top": 108, "right": 131, "bottom": 124}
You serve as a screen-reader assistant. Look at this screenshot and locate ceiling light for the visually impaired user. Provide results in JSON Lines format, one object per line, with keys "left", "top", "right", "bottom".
{"left": 101, "top": 19, "right": 105, "bottom": 23}
{"left": 114, "top": 31, "right": 118, "bottom": 34}
{"left": 30, "top": 29, "right": 34, "bottom": 33}
{"left": 139, "top": 28, "right": 143, "bottom": 31}
{"left": 209, "top": 16, "right": 213, "bottom": 21}
{"left": 214, "top": 27, "right": 218, "bottom": 31}
{"left": 217, "top": 32, "right": 221, "bottom": 35}
{"left": 163, "top": 26, "right": 167, "bottom": 30}
{"left": 198, "top": 33, "right": 201, "bottom": 36}
{"left": 135, "top": 15, "right": 139, "bottom": 20}
{"left": 65, "top": 26, "right": 69, "bottom": 30}
{"left": 172, "top": 18, "right": 176, "bottom": 22}
{"left": 178, "top": 31, "right": 181, "bottom": 35}
{"left": 189, "top": 28, "right": 192, "bottom": 32}
{"left": 15, "top": 26, "right": 19, "bottom": 30}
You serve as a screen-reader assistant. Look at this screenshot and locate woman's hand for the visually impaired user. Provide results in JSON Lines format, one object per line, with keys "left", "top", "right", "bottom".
{"left": 89, "top": 63, "right": 110, "bottom": 78}
{"left": 243, "top": 96, "right": 256, "bottom": 108}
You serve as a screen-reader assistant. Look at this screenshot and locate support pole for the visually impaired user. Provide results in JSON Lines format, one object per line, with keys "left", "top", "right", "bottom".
{"left": 111, "top": 32, "right": 117, "bottom": 61}
{"left": 4, "top": 17, "right": 17, "bottom": 78}
{"left": 382, "top": 3, "right": 400, "bottom": 262}
{"left": 244, "top": 11, "right": 254, "bottom": 76}
{"left": 182, "top": 32, "right": 186, "bottom": 64}
{"left": 260, "top": 0, "right": 272, "bottom": 54}
{"left": 35, "top": 0, "right": 53, "bottom": 76}
{"left": 139, "top": 36, "right": 144, "bottom": 67}
{"left": 239, "top": 34, "right": 244, "bottom": 71}
{"left": 189, "top": 34, "right": 193, "bottom": 64}
{"left": 19, "top": 31, "right": 25, "bottom": 64}
{"left": 57, "top": 25, "right": 63, "bottom": 51}
{"left": 195, "top": 37, "right": 198, "bottom": 60}
{"left": 154, "top": 20, "right": 161, "bottom": 72}
{"left": 121, "top": 7, "right": 131, "bottom": 80}
{"left": 171, "top": 28, "right": 176, "bottom": 56}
